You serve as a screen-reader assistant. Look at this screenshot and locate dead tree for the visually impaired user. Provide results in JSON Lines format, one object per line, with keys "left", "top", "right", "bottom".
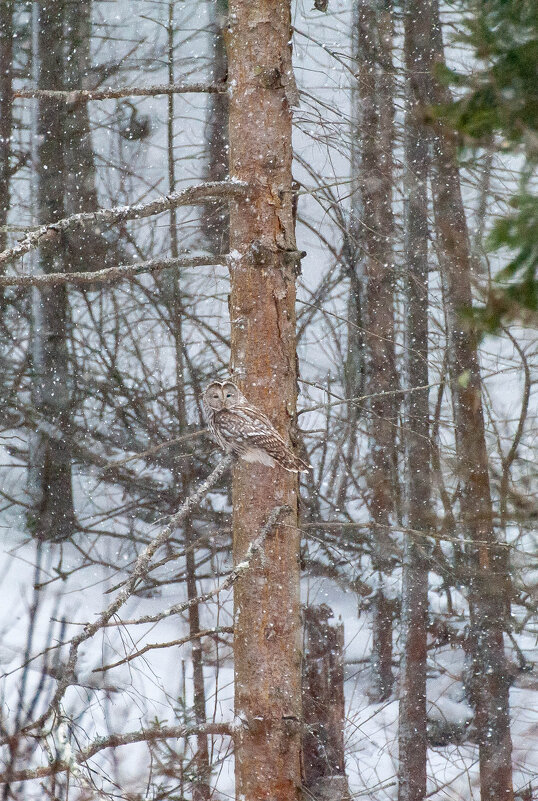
{"left": 227, "top": 2, "right": 302, "bottom": 799}
{"left": 302, "top": 605, "right": 349, "bottom": 801}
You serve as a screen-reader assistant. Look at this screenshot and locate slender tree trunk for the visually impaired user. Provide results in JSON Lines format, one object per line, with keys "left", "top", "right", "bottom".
{"left": 28, "top": 0, "right": 75, "bottom": 541}
{"left": 184, "top": 530, "right": 211, "bottom": 801}
{"left": 0, "top": 0, "right": 13, "bottom": 399}
{"left": 0, "top": 0, "right": 13, "bottom": 259}
{"left": 353, "top": 0, "right": 398, "bottom": 702}
{"left": 202, "top": 0, "right": 229, "bottom": 254}
{"left": 227, "top": 3, "right": 302, "bottom": 800}
{"left": 429, "top": 3, "right": 513, "bottom": 799}
{"left": 168, "top": 7, "right": 210, "bottom": 797}
{"left": 63, "top": 0, "right": 118, "bottom": 274}
{"left": 63, "top": 0, "right": 98, "bottom": 217}
{"left": 398, "top": 0, "right": 432, "bottom": 796}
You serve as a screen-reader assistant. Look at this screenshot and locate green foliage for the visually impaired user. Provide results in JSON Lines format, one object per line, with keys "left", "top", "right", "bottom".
{"left": 440, "top": 0, "right": 538, "bottom": 329}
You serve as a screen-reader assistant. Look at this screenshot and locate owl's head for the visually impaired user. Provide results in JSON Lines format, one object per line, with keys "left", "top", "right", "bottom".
{"left": 203, "top": 380, "right": 246, "bottom": 411}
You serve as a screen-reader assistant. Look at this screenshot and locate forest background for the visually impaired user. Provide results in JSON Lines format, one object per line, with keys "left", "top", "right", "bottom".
{"left": 0, "top": 1, "right": 536, "bottom": 800}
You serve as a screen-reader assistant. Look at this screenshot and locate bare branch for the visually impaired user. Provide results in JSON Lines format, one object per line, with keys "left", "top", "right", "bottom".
{"left": 0, "top": 181, "right": 246, "bottom": 266}
{"left": 14, "top": 455, "right": 235, "bottom": 740}
{"left": 0, "top": 255, "right": 227, "bottom": 288}
{"left": 14, "top": 81, "right": 228, "bottom": 102}
{"left": 94, "top": 626, "right": 233, "bottom": 673}
{"left": 68, "top": 505, "right": 291, "bottom": 631}
{"left": 299, "top": 381, "right": 444, "bottom": 415}
{"left": 0, "top": 722, "right": 231, "bottom": 784}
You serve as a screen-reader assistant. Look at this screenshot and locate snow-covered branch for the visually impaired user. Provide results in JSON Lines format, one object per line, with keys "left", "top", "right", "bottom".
{"left": 15, "top": 454, "right": 235, "bottom": 739}
{"left": 0, "top": 180, "right": 246, "bottom": 266}
{"left": 0, "top": 254, "right": 227, "bottom": 288}
{"left": 14, "top": 81, "right": 227, "bottom": 102}
{"left": 0, "top": 722, "right": 231, "bottom": 784}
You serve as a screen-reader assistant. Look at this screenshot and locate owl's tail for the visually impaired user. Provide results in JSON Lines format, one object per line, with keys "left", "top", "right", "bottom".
{"left": 278, "top": 449, "right": 311, "bottom": 474}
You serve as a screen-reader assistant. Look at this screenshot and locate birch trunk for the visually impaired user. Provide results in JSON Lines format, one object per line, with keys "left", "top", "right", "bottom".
{"left": 227, "top": 2, "right": 302, "bottom": 799}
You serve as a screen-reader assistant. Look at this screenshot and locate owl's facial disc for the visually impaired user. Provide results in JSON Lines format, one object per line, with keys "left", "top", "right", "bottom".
{"left": 222, "top": 382, "right": 238, "bottom": 403}
{"left": 206, "top": 383, "right": 224, "bottom": 410}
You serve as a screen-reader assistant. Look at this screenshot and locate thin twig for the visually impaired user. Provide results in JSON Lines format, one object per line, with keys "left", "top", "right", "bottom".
{"left": 13, "top": 455, "right": 234, "bottom": 740}
{"left": 94, "top": 626, "right": 233, "bottom": 673}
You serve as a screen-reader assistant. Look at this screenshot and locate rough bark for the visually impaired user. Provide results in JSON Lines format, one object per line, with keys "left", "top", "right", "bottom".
{"left": 398, "top": 0, "right": 432, "bottom": 796}
{"left": 227, "top": 3, "right": 302, "bottom": 800}
{"left": 429, "top": 3, "right": 513, "bottom": 799}
{"left": 27, "top": 0, "right": 75, "bottom": 541}
{"left": 353, "top": 0, "right": 398, "bottom": 702}
{"left": 302, "top": 605, "right": 349, "bottom": 801}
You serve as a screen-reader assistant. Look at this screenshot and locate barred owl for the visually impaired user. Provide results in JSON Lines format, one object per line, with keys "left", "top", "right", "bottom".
{"left": 202, "top": 380, "right": 310, "bottom": 473}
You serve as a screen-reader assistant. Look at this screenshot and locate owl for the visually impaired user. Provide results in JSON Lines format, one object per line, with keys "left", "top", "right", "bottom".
{"left": 202, "top": 380, "right": 310, "bottom": 473}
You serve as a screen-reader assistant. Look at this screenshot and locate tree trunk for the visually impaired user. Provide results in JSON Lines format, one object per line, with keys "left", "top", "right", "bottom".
{"left": 0, "top": 0, "right": 13, "bottom": 259}
{"left": 398, "top": 0, "right": 432, "bottom": 796}
{"left": 0, "top": 0, "right": 13, "bottom": 400}
{"left": 227, "top": 3, "right": 302, "bottom": 800}
{"left": 185, "top": 528, "right": 211, "bottom": 801}
{"left": 63, "top": 0, "right": 98, "bottom": 217}
{"left": 353, "top": 0, "right": 398, "bottom": 702}
{"left": 168, "top": 6, "right": 210, "bottom": 796}
{"left": 28, "top": 0, "right": 75, "bottom": 542}
{"left": 63, "top": 0, "right": 118, "bottom": 274}
{"left": 202, "top": 0, "right": 229, "bottom": 254}
{"left": 302, "top": 605, "right": 349, "bottom": 801}
{"left": 429, "top": 3, "right": 513, "bottom": 799}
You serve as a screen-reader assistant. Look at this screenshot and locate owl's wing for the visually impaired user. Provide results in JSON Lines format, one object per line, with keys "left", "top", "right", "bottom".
{"left": 216, "top": 408, "right": 310, "bottom": 472}
{"left": 215, "top": 407, "right": 284, "bottom": 442}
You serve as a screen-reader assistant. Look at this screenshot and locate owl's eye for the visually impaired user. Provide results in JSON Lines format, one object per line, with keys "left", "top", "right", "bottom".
{"left": 226, "top": 393, "right": 232, "bottom": 398}
{"left": 212, "top": 394, "right": 219, "bottom": 398}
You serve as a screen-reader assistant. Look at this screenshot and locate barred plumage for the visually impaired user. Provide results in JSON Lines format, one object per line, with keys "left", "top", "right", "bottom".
{"left": 202, "top": 380, "right": 310, "bottom": 473}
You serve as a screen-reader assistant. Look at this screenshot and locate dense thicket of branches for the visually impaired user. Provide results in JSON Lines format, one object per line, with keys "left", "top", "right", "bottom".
{"left": 0, "top": 2, "right": 536, "bottom": 801}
